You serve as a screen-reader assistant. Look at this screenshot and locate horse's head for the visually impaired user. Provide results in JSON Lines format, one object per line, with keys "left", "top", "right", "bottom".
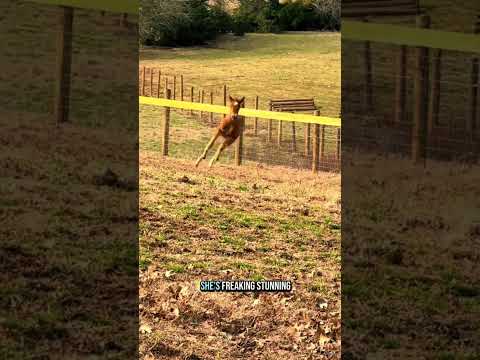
{"left": 228, "top": 95, "right": 245, "bottom": 115}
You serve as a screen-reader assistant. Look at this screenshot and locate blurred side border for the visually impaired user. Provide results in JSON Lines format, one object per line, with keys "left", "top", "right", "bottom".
{"left": 28, "top": 0, "right": 138, "bottom": 14}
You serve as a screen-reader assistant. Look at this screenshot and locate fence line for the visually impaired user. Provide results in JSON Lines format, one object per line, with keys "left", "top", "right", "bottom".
{"left": 140, "top": 97, "right": 340, "bottom": 172}
{"left": 139, "top": 66, "right": 340, "bottom": 172}
{"left": 139, "top": 97, "right": 341, "bottom": 127}
{"left": 139, "top": 67, "right": 236, "bottom": 102}
{"left": 29, "top": 0, "right": 138, "bottom": 14}
{"left": 344, "top": 15, "right": 480, "bottom": 164}
{"left": 342, "top": 20, "right": 480, "bottom": 54}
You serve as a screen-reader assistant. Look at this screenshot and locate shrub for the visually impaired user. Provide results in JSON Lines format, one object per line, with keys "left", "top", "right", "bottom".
{"left": 311, "top": 0, "right": 341, "bottom": 30}
{"left": 277, "top": 1, "right": 317, "bottom": 31}
{"left": 232, "top": 18, "right": 251, "bottom": 36}
{"left": 140, "top": 0, "right": 340, "bottom": 47}
{"left": 140, "top": 0, "right": 228, "bottom": 46}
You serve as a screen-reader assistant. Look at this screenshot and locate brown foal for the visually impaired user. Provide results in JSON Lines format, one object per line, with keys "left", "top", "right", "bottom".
{"left": 195, "top": 96, "right": 245, "bottom": 167}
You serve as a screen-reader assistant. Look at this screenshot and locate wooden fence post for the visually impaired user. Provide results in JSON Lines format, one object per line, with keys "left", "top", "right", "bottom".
{"left": 164, "top": 78, "right": 168, "bottom": 98}
{"left": 428, "top": 49, "right": 442, "bottom": 133}
{"left": 412, "top": 14, "right": 430, "bottom": 164}
{"left": 235, "top": 102, "right": 245, "bottom": 166}
{"left": 200, "top": 90, "right": 205, "bottom": 119}
{"left": 149, "top": 68, "right": 153, "bottom": 97}
{"left": 121, "top": 13, "right": 128, "bottom": 27}
{"left": 210, "top": 92, "right": 214, "bottom": 124}
{"left": 55, "top": 6, "right": 74, "bottom": 125}
{"left": 467, "top": 16, "right": 480, "bottom": 145}
{"left": 320, "top": 125, "right": 325, "bottom": 166}
{"left": 173, "top": 75, "right": 176, "bottom": 100}
{"left": 336, "top": 127, "right": 341, "bottom": 166}
{"left": 268, "top": 101, "right": 273, "bottom": 142}
{"left": 190, "top": 86, "right": 194, "bottom": 115}
{"left": 312, "top": 110, "right": 320, "bottom": 172}
{"left": 162, "top": 89, "right": 171, "bottom": 156}
{"left": 395, "top": 45, "right": 407, "bottom": 123}
{"left": 364, "top": 18, "right": 373, "bottom": 112}
{"left": 305, "top": 114, "right": 311, "bottom": 157}
{"left": 223, "top": 84, "right": 227, "bottom": 117}
{"left": 243, "top": 98, "right": 247, "bottom": 131}
{"left": 292, "top": 123, "right": 297, "bottom": 152}
{"left": 141, "top": 66, "right": 146, "bottom": 96}
{"left": 180, "top": 75, "right": 184, "bottom": 101}
{"left": 277, "top": 118, "right": 283, "bottom": 146}
{"left": 254, "top": 95, "right": 259, "bottom": 135}
{"left": 157, "top": 69, "right": 161, "bottom": 98}
{"left": 477, "top": 17, "right": 480, "bottom": 142}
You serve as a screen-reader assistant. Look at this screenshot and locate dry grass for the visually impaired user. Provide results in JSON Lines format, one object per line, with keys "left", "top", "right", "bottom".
{"left": 343, "top": 153, "right": 480, "bottom": 358}
{"left": 0, "top": 115, "right": 138, "bottom": 358}
{"left": 139, "top": 153, "right": 341, "bottom": 359}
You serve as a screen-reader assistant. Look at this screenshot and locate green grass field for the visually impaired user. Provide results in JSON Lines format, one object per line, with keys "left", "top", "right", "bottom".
{"left": 140, "top": 32, "right": 341, "bottom": 171}
{"left": 140, "top": 32, "right": 341, "bottom": 117}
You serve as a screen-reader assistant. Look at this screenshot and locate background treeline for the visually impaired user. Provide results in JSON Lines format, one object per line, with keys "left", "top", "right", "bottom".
{"left": 140, "top": 0, "right": 340, "bottom": 46}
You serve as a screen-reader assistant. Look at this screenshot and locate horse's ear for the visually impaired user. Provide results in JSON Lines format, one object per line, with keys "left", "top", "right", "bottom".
{"left": 239, "top": 97, "right": 245, "bottom": 105}
{"left": 229, "top": 95, "right": 234, "bottom": 103}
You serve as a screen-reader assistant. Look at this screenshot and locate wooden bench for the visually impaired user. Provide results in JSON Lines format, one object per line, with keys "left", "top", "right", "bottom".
{"left": 269, "top": 98, "right": 318, "bottom": 113}
{"left": 268, "top": 99, "right": 319, "bottom": 153}
{"left": 342, "top": 0, "right": 421, "bottom": 17}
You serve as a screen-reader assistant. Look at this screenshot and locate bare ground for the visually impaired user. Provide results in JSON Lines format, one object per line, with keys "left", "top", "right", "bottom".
{"left": 342, "top": 153, "right": 480, "bottom": 358}
{"left": 139, "top": 153, "right": 341, "bottom": 359}
{"left": 0, "top": 115, "right": 138, "bottom": 358}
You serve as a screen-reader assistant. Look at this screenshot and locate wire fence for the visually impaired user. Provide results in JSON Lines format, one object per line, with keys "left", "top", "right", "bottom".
{"left": 342, "top": 15, "right": 480, "bottom": 164}
{"left": 2, "top": 1, "right": 138, "bottom": 129}
{"left": 139, "top": 68, "right": 341, "bottom": 172}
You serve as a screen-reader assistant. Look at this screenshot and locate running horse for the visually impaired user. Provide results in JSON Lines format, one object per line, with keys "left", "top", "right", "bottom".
{"left": 195, "top": 96, "right": 245, "bottom": 167}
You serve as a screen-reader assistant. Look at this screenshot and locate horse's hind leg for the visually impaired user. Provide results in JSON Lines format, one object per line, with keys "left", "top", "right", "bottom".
{"left": 209, "top": 138, "right": 234, "bottom": 167}
{"left": 195, "top": 130, "right": 220, "bottom": 167}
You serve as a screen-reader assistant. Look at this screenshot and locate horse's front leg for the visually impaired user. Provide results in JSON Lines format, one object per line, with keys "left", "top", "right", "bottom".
{"left": 195, "top": 130, "right": 220, "bottom": 167}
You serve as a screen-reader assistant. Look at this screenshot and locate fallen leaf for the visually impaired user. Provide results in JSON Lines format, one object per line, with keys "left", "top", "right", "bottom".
{"left": 318, "top": 334, "right": 330, "bottom": 346}
{"left": 140, "top": 323, "right": 152, "bottom": 334}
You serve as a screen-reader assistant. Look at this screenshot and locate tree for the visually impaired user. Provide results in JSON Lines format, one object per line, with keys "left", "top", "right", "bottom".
{"left": 311, "top": 0, "right": 340, "bottom": 29}
{"left": 139, "top": 0, "right": 189, "bottom": 45}
{"left": 140, "top": 0, "right": 231, "bottom": 46}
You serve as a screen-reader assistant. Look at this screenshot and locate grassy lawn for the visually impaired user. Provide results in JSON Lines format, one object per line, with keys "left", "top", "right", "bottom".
{"left": 1, "top": 1, "right": 138, "bottom": 129}
{"left": 140, "top": 32, "right": 341, "bottom": 171}
{"left": 140, "top": 32, "right": 341, "bottom": 117}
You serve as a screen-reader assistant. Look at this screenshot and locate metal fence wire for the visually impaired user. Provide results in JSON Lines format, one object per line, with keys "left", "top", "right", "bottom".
{"left": 1, "top": 1, "right": 138, "bottom": 129}
{"left": 342, "top": 15, "right": 480, "bottom": 163}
